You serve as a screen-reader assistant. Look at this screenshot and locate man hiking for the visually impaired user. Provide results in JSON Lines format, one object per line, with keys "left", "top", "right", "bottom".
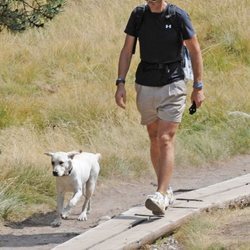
{"left": 115, "top": 0, "right": 205, "bottom": 215}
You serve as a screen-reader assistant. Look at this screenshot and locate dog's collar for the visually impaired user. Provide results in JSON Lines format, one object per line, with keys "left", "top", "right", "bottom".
{"left": 68, "top": 167, "right": 73, "bottom": 175}
{"left": 63, "top": 161, "right": 73, "bottom": 176}
{"left": 63, "top": 167, "right": 73, "bottom": 176}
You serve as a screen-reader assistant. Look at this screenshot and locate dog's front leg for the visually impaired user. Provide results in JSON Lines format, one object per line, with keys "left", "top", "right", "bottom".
{"left": 62, "top": 189, "right": 82, "bottom": 219}
{"left": 51, "top": 192, "right": 64, "bottom": 227}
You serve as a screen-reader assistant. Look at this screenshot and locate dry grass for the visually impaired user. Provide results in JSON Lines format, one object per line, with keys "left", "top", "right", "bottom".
{"left": 0, "top": 0, "right": 249, "bottom": 219}
{"left": 174, "top": 207, "right": 250, "bottom": 249}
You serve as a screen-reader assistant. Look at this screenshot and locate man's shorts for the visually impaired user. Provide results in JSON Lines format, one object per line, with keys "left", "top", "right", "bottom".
{"left": 135, "top": 80, "right": 187, "bottom": 125}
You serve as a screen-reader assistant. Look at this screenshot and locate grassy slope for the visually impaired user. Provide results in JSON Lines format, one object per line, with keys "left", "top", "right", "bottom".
{"left": 174, "top": 207, "right": 250, "bottom": 249}
{"left": 0, "top": 0, "right": 249, "bottom": 219}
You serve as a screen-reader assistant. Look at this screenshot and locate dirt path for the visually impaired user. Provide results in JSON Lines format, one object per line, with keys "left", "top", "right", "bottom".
{"left": 0, "top": 155, "right": 249, "bottom": 250}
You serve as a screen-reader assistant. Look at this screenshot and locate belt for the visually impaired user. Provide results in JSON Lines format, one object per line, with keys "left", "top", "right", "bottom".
{"left": 141, "top": 62, "right": 170, "bottom": 73}
{"left": 141, "top": 61, "right": 180, "bottom": 72}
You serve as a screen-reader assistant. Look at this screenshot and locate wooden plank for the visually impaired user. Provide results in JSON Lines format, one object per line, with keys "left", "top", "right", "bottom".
{"left": 50, "top": 216, "right": 137, "bottom": 250}
{"left": 52, "top": 174, "right": 250, "bottom": 250}
{"left": 89, "top": 185, "right": 250, "bottom": 250}
{"left": 174, "top": 173, "right": 250, "bottom": 200}
{"left": 89, "top": 208, "right": 195, "bottom": 250}
{"left": 51, "top": 206, "right": 153, "bottom": 250}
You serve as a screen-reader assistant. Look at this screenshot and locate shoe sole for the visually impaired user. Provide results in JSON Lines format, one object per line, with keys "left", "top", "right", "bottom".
{"left": 145, "top": 199, "right": 165, "bottom": 215}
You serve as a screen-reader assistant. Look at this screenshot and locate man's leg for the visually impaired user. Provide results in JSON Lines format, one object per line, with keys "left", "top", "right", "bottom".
{"left": 147, "top": 120, "right": 160, "bottom": 176}
{"left": 147, "top": 119, "right": 179, "bottom": 193}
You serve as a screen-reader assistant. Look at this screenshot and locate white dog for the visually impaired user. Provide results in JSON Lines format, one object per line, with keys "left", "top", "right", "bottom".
{"left": 45, "top": 150, "right": 101, "bottom": 227}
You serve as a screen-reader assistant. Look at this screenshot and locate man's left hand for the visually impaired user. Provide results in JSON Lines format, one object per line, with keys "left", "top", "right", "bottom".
{"left": 191, "top": 89, "right": 205, "bottom": 108}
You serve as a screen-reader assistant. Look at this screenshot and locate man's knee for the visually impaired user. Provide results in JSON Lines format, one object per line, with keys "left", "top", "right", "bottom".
{"left": 159, "top": 132, "right": 175, "bottom": 148}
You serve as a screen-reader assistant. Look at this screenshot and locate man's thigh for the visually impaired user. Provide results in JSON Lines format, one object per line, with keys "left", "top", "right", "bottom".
{"left": 147, "top": 119, "right": 179, "bottom": 139}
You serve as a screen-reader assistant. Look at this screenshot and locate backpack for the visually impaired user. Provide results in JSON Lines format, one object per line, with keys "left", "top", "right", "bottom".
{"left": 132, "top": 3, "right": 193, "bottom": 81}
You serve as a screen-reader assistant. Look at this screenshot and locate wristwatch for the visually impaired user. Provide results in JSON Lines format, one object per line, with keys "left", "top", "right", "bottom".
{"left": 116, "top": 77, "right": 125, "bottom": 85}
{"left": 193, "top": 82, "right": 203, "bottom": 90}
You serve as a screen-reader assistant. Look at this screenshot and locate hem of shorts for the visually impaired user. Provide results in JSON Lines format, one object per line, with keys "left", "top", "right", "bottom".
{"left": 141, "top": 117, "right": 182, "bottom": 126}
{"left": 141, "top": 119, "right": 157, "bottom": 126}
{"left": 158, "top": 115, "right": 183, "bottom": 124}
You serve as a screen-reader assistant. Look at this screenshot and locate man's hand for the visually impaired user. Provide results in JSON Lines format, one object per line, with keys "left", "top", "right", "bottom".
{"left": 115, "top": 83, "right": 126, "bottom": 109}
{"left": 191, "top": 89, "right": 205, "bottom": 108}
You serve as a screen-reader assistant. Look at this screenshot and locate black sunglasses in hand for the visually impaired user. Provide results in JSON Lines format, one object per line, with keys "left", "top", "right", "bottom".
{"left": 189, "top": 102, "right": 196, "bottom": 115}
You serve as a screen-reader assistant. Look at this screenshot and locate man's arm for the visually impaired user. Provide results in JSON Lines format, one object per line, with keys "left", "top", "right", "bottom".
{"left": 115, "top": 34, "right": 135, "bottom": 109}
{"left": 185, "top": 36, "right": 205, "bottom": 108}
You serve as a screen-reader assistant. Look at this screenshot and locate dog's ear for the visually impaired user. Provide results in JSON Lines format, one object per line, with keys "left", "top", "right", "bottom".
{"left": 67, "top": 151, "right": 81, "bottom": 160}
{"left": 44, "top": 152, "right": 54, "bottom": 157}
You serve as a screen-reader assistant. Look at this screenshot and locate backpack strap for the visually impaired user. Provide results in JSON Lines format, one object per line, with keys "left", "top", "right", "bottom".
{"left": 134, "top": 4, "right": 148, "bottom": 37}
{"left": 165, "top": 3, "right": 176, "bottom": 19}
{"left": 165, "top": 3, "right": 187, "bottom": 65}
{"left": 132, "top": 4, "right": 148, "bottom": 54}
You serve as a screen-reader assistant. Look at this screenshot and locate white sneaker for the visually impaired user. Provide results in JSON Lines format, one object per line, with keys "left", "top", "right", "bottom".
{"left": 167, "top": 186, "right": 175, "bottom": 205}
{"left": 145, "top": 187, "right": 175, "bottom": 215}
{"left": 145, "top": 192, "right": 166, "bottom": 215}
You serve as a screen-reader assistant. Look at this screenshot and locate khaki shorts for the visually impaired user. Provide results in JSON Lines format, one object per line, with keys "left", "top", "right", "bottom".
{"left": 135, "top": 80, "right": 187, "bottom": 125}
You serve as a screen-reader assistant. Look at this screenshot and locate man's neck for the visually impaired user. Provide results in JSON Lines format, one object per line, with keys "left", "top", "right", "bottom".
{"left": 148, "top": 1, "right": 167, "bottom": 13}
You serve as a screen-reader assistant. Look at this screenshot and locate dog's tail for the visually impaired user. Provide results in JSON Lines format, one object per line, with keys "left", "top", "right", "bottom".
{"left": 96, "top": 153, "right": 102, "bottom": 162}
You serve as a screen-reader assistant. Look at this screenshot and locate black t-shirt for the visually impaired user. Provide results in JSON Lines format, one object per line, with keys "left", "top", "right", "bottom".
{"left": 125, "top": 4, "right": 195, "bottom": 86}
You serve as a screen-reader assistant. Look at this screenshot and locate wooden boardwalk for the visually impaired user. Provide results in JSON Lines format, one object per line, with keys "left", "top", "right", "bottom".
{"left": 52, "top": 174, "right": 250, "bottom": 250}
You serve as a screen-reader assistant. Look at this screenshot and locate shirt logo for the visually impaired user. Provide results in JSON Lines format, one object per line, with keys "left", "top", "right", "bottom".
{"left": 165, "top": 24, "right": 172, "bottom": 29}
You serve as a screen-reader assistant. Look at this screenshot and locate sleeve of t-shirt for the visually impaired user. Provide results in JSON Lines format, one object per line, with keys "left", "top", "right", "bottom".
{"left": 177, "top": 9, "right": 196, "bottom": 40}
{"left": 124, "top": 8, "right": 137, "bottom": 37}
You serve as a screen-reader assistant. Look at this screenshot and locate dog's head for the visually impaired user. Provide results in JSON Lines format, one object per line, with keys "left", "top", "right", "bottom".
{"left": 45, "top": 151, "right": 81, "bottom": 177}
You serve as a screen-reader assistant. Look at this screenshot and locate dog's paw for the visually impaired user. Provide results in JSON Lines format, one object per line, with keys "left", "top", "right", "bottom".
{"left": 61, "top": 212, "right": 69, "bottom": 219}
{"left": 78, "top": 213, "right": 87, "bottom": 221}
{"left": 51, "top": 219, "right": 62, "bottom": 227}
